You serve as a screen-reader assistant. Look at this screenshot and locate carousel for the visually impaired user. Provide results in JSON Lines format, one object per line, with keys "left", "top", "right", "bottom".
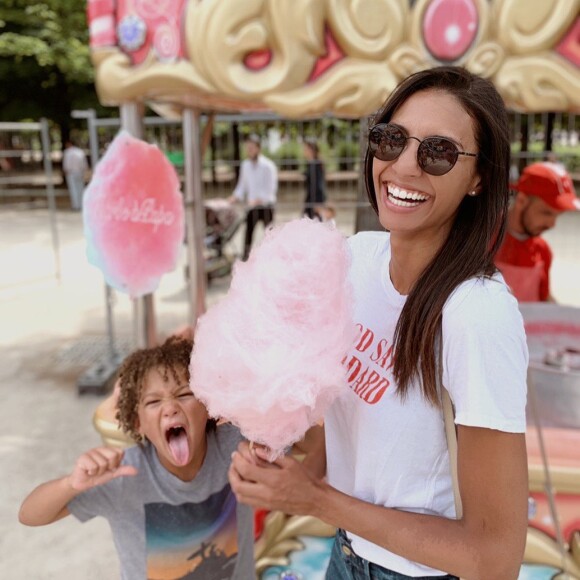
{"left": 85, "top": 0, "right": 580, "bottom": 578}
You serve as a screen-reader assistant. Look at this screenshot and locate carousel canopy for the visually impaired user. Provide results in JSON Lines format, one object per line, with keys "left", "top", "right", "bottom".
{"left": 88, "top": 0, "right": 580, "bottom": 116}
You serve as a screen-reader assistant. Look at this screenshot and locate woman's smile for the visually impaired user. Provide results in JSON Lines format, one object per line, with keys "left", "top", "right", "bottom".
{"left": 382, "top": 181, "right": 431, "bottom": 211}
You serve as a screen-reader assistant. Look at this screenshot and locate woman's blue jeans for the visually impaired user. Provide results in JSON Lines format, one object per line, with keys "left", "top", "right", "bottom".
{"left": 325, "top": 529, "right": 458, "bottom": 580}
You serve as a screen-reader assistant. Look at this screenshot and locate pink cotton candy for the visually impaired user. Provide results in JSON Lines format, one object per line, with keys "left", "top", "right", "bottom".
{"left": 190, "top": 218, "right": 355, "bottom": 460}
{"left": 83, "top": 131, "right": 184, "bottom": 298}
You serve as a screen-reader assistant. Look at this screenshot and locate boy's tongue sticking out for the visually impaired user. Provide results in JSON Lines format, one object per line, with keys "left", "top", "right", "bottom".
{"left": 166, "top": 426, "right": 190, "bottom": 466}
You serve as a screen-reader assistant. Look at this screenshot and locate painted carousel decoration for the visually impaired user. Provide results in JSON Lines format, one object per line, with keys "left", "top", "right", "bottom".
{"left": 87, "top": 0, "right": 580, "bottom": 115}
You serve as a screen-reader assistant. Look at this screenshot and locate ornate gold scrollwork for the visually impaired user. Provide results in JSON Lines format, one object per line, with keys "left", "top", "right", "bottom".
{"left": 327, "top": 0, "right": 408, "bottom": 60}
{"left": 495, "top": 0, "right": 578, "bottom": 54}
{"left": 496, "top": 54, "right": 580, "bottom": 111}
{"left": 255, "top": 511, "right": 335, "bottom": 575}
{"left": 465, "top": 41, "right": 505, "bottom": 78}
{"left": 92, "top": 0, "right": 580, "bottom": 114}
{"left": 265, "top": 59, "right": 398, "bottom": 118}
{"left": 525, "top": 528, "right": 580, "bottom": 579}
{"left": 95, "top": 51, "right": 215, "bottom": 106}
{"left": 491, "top": 0, "right": 580, "bottom": 111}
{"left": 187, "top": 0, "right": 325, "bottom": 97}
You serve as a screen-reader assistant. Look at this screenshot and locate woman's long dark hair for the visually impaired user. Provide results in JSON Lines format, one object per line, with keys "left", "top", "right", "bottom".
{"left": 364, "top": 66, "right": 510, "bottom": 405}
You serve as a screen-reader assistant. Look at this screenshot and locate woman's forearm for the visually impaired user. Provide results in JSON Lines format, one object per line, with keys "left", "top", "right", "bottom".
{"left": 314, "top": 483, "right": 522, "bottom": 580}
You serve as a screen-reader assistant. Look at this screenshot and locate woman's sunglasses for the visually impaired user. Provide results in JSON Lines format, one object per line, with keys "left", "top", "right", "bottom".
{"left": 368, "top": 123, "right": 477, "bottom": 176}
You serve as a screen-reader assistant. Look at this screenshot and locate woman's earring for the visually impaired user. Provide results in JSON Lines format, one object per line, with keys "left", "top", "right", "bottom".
{"left": 468, "top": 190, "right": 478, "bottom": 197}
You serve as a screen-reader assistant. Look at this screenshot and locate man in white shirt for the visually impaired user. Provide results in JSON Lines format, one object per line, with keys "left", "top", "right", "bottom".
{"left": 228, "top": 135, "right": 278, "bottom": 260}
{"left": 62, "top": 140, "right": 88, "bottom": 211}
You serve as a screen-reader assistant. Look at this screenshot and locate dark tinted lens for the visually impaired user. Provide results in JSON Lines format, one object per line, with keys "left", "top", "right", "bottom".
{"left": 417, "top": 137, "right": 458, "bottom": 176}
{"left": 369, "top": 124, "right": 406, "bottom": 161}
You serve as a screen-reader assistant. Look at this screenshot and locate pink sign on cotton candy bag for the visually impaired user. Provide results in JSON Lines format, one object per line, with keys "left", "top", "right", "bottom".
{"left": 190, "top": 218, "right": 356, "bottom": 460}
{"left": 83, "top": 131, "right": 184, "bottom": 298}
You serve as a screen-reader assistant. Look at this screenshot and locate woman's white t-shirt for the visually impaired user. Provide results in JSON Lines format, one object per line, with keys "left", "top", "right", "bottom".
{"left": 325, "top": 232, "right": 528, "bottom": 577}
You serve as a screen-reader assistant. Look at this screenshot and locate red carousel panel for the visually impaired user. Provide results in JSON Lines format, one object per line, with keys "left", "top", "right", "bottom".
{"left": 556, "top": 16, "right": 580, "bottom": 69}
{"left": 308, "top": 26, "right": 346, "bottom": 82}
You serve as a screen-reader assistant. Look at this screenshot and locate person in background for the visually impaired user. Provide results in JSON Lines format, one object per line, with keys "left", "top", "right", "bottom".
{"left": 228, "top": 134, "right": 278, "bottom": 261}
{"left": 496, "top": 161, "right": 579, "bottom": 302}
{"left": 62, "top": 140, "right": 88, "bottom": 211}
{"left": 315, "top": 202, "right": 337, "bottom": 227}
{"left": 546, "top": 151, "right": 566, "bottom": 170}
{"left": 303, "top": 137, "right": 326, "bottom": 219}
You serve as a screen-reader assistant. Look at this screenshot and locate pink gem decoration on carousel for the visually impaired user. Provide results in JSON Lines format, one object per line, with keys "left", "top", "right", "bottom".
{"left": 83, "top": 131, "right": 184, "bottom": 298}
{"left": 190, "top": 219, "right": 356, "bottom": 460}
{"left": 244, "top": 49, "right": 273, "bottom": 70}
{"left": 423, "top": 0, "right": 478, "bottom": 62}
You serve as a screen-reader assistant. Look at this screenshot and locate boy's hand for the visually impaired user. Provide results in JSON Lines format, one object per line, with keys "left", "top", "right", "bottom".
{"left": 69, "top": 447, "right": 137, "bottom": 492}
{"left": 19, "top": 446, "right": 137, "bottom": 527}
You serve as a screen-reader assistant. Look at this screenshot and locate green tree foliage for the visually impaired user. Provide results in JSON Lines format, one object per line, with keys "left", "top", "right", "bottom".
{"left": 0, "top": 0, "right": 103, "bottom": 142}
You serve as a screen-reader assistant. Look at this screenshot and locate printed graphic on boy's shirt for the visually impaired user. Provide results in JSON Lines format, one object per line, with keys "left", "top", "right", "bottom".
{"left": 145, "top": 484, "right": 239, "bottom": 580}
{"left": 342, "top": 322, "right": 394, "bottom": 405}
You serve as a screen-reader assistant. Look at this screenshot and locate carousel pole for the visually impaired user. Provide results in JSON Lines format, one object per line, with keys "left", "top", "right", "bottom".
{"left": 120, "top": 102, "right": 157, "bottom": 348}
{"left": 39, "top": 118, "right": 61, "bottom": 283}
{"left": 527, "top": 367, "right": 570, "bottom": 577}
{"left": 75, "top": 108, "right": 119, "bottom": 363}
{"left": 182, "top": 108, "right": 207, "bottom": 327}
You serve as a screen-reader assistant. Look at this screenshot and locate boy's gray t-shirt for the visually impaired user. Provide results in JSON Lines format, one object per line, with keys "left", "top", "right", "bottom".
{"left": 68, "top": 424, "right": 254, "bottom": 580}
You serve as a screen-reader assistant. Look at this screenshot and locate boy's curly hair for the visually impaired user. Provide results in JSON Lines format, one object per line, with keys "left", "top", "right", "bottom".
{"left": 115, "top": 336, "right": 216, "bottom": 442}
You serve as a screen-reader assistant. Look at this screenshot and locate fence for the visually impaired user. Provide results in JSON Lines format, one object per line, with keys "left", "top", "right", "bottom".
{"left": 1, "top": 111, "right": 579, "bottom": 209}
{"left": 0, "top": 120, "right": 60, "bottom": 280}
{"left": 70, "top": 113, "right": 363, "bottom": 215}
{"left": 510, "top": 112, "right": 580, "bottom": 173}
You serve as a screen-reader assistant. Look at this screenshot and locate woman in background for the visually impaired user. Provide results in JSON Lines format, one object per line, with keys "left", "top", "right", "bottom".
{"left": 303, "top": 137, "right": 326, "bottom": 219}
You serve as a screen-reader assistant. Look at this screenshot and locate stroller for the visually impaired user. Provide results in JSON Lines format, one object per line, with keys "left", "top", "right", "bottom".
{"left": 203, "top": 198, "right": 245, "bottom": 281}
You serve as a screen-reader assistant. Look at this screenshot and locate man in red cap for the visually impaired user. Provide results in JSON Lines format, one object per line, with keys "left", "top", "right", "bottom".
{"left": 496, "top": 162, "right": 580, "bottom": 302}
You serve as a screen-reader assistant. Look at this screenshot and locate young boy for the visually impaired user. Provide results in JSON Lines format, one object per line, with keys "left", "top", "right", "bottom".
{"left": 19, "top": 337, "right": 255, "bottom": 580}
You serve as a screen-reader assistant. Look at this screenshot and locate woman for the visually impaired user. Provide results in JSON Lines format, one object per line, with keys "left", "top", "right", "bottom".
{"left": 303, "top": 137, "right": 327, "bottom": 219}
{"left": 229, "top": 66, "right": 529, "bottom": 580}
